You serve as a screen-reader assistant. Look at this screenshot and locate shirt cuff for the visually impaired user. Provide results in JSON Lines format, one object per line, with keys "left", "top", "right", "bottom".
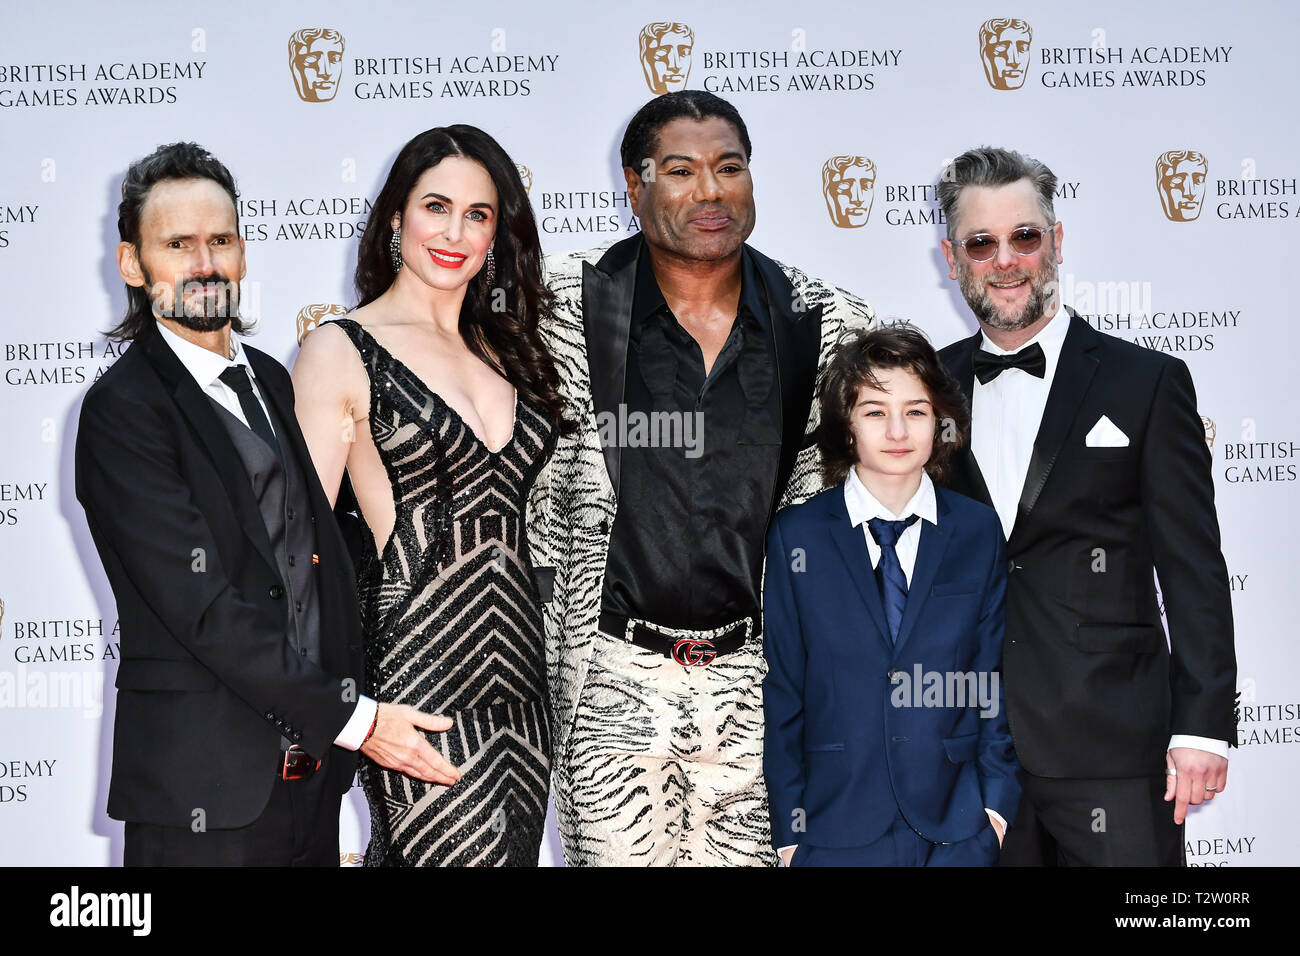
{"left": 777, "top": 844, "right": 796, "bottom": 866}
{"left": 1168, "top": 734, "right": 1231, "bottom": 760}
{"left": 985, "top": 808, "right": 1007, "bottom": 832}
{"left": 334, "top": 696, "right": 378, "bottom": 751}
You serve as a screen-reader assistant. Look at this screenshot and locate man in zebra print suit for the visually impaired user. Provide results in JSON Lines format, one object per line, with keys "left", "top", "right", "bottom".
{"left": 527, "top": 91, "right": 874, "bottom": 865}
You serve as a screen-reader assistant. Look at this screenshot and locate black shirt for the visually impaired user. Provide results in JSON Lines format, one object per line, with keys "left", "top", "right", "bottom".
{"left": 600, "top": 245, "right": 784, "bottom": 630}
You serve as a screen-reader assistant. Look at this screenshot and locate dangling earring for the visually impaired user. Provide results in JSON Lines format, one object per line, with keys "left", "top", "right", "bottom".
{"left": 389, "top": 227, "right": 402, "bottom": 273}
{"left": 483, "top": 244, "right": 496, "bottom": 287}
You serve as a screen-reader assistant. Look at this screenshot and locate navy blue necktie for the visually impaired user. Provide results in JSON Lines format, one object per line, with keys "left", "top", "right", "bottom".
{"left": 867, "top": 514, "right": 920, "bottom": 644}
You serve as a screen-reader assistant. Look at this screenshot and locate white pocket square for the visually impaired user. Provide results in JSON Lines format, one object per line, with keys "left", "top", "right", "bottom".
{"left": 1085, "top": 415, "right": 1129, "bottom": 448}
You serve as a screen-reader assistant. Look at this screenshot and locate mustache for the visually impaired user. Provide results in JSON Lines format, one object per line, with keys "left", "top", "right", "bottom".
{"left": 686, "top": 204, "right": 732, "bottom": 219}
{"left": 180, "top": 273, "right": 236, "bottom": 289}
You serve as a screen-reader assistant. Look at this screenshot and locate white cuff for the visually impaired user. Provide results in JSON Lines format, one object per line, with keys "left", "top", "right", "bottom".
{"left": 334, "top": 696, "right": 378, "bottom": 751}
{"left": 985, "top": 808, "right": 1007, "bottom": 832}
{"left": 1168, "top": 734, "right": 1230, "bottom": 760}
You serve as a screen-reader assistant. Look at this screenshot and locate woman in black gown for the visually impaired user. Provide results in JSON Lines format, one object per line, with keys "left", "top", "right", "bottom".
{"left": 293, "top": 126, "right": 570, "bottom": 865}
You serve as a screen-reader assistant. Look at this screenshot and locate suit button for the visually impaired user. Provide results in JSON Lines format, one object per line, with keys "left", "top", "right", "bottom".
{"left": 295, "top": 601, "right": 303, "bottom": 612}
{"left": 269, "top": 584, "right": 284, "bottom": 599}
{"left": 299, "top": 647, "right": 307, "bottom": 656}
{"left": 1007, "top": 559, "right": 1017, "bottom": 574}
{"left": 287, "top": 508, "right": 296, "bottom": 520}
{"left": 597, "top": 520, "right": 610, "bottom": 535}
{"left": 887, "top": 669, "right": 904, "bottom": 684}
{"left": 288, "top": 555, "right": 296, "bottom": 567}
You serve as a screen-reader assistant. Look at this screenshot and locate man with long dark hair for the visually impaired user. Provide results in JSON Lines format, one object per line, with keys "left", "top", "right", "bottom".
{"left": 76, "top": 142, "right": 454, "bottom": 865}
{"left": 530, "top": 92, "right": 875, "bottom": 866}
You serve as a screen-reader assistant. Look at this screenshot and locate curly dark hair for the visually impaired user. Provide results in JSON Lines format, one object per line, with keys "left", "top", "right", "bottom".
{"left": 110, "top": 142, "right": 249, "bottom": 342}
{"left": 355, "top": 125, "right": 572, "bottom": 434}
{"left": 817, "top": 323, "right": 970, "bottom": 486}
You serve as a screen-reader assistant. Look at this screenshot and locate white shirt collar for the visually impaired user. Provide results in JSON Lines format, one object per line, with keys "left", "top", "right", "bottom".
{"left": 979, "top": 301, "right": 1070, "bottom": 358}
{"left": 154, "top": 320, "right": 253, "bottom": 391}
{"left": 844, "top": 467, "right": 938, "bottom": 528}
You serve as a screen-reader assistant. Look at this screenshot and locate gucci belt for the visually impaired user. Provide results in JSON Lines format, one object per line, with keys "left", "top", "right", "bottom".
{"left": 598, "top": 611, "right": 756, "bottom": 666}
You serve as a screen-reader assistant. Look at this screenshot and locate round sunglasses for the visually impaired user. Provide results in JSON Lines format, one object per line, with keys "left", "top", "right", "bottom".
{"left": 952, "top": 224, "right": 1054, "bottom": 262}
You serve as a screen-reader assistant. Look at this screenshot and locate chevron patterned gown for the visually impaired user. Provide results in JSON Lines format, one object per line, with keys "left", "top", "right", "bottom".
{"left": 329, "top": 319, "right": 555, "bottom": 867}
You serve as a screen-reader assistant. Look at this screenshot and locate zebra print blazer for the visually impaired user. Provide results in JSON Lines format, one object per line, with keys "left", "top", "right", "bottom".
{"left": 526, "top": 234, "right": 875, "bottom": 762}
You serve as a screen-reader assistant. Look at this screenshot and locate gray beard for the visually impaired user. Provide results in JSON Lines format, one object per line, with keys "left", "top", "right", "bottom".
{"left": 971, "top": 281, "right": 1048, "bottom": 331}
{"left": 958, "top": 261, "right": 1057, "bottom": 332}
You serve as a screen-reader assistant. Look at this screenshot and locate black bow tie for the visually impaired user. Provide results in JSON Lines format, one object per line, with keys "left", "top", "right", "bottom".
{"left": 973, "top": 342, "right": 1046, "bottom": 384}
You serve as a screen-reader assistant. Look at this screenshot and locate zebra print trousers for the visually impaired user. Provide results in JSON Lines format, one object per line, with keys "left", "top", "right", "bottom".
{"left": 554, "top": 631, "right": 778, "bottom": 866}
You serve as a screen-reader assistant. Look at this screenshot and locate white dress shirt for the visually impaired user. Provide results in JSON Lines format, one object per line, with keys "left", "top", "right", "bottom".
{"left": 154, "top": 322, "right": 377, "bottom": 751}
{"left": 970, "top": 304, "right": 1070, "bottom": 540}
{"left": 967, "top": 311, "right": 1227, "bottom": 761}
{"left": 844, "top": 467, "right": 937, "bottom": 581}
{"left": 155, "top": 320, "right": 275, "bottom": 436}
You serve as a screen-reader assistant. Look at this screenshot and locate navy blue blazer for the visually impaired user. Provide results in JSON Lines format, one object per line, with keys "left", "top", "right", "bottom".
{"left": 763, "top": 482, "right": 1021, "bottom": 850}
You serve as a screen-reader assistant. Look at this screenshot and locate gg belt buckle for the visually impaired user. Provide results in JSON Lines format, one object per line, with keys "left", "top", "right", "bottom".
{"left": 672, "top": 637, "right": 717, "bottom": 666}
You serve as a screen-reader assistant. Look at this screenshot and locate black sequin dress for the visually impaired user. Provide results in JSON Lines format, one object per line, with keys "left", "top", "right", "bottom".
{"left": 329, "top": 319, "right": 555, "bottom": 867}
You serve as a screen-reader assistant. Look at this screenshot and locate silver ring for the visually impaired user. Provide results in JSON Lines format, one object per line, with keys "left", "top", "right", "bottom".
{"left": 1165, "top": 767, "right": 1177, "bottom": 776}
{"left": 1205, "top": 786, "right": 1218, "bottom": 792}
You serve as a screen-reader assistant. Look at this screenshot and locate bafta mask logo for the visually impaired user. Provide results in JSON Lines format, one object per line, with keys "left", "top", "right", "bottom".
{"left": 822, "top": 156, "right": 877, "bottom": 228}
{"left": 1156, "top": 150, "right": 1209, "bottom": 222}
{"left": 296, "top": 303, "right": 348, "bottom": 345}
{"left": 516, "top": 163, "right": 533, "bottom": 195}
{"left": 639, "top": 22, "right": 694, "bottom": 95}
{"left": 979, "top": 18, "right": 1033, "bottom": 90}
{"left": 289, "top": 28, "right": 346, "bottom": 102}
{"left": 1202, "top": 416, "right": 1216, "bottom": 449}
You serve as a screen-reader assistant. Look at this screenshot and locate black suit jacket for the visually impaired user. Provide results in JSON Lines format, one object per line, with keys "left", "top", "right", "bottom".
{"left": 580, "top": 234, "right": 823, "bottom": 521}
{"left": 938, "top": 310, "right": 1236, "bottom": 778}
{"left": 75, "top": 322, "right": 363, "bottom": 829}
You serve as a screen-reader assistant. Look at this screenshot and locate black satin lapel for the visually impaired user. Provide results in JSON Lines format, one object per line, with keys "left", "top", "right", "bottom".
{"left": 582, "top": 257, "right": 635, "bottom": 499}
{"left": 948, "top": 333, "right": 994, "bottom": 509}
{"left": 1015, "top": 315, "right": 1100, "bottom": 529}
{"left": 756, "top": 250, "right": 822, "bottom": 504}
{"left": 249, "top": 351, "right": 305, "bottom": 473}
{"left": 956, "top": 447, "right": 994, "bottom": 512}
{"left": 827, "top": 510, "right": 892, "bottom": 651}
{"left": 138, "top": 328, "right": 279, "bottom": 575}
{"left": 893, "top": 512, "right": 951, "bottom": 652}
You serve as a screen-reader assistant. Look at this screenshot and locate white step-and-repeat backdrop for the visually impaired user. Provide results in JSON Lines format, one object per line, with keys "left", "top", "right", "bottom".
{"left": 1, "top": 1, "right": 1295, "bottom": 865}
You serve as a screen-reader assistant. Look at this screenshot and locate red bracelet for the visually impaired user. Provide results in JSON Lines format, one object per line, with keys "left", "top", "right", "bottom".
{"left": 362, "top": 710, "right": 378, "bottom": 745}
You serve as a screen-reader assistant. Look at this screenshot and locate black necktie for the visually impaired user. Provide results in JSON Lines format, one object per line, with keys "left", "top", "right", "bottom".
{"left": 973, "top": 342, "right": 1046, "bottom": 384}
{"left": 866, "top": 514, "right": 920, "bottom": 644}
{"left": 218, "top": 365, "right": 279, "bottom": 457}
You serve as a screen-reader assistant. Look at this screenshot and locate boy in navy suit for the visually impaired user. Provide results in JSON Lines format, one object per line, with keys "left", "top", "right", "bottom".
{"left": 763, "top": 324, "right": 1020, "bottom": 866}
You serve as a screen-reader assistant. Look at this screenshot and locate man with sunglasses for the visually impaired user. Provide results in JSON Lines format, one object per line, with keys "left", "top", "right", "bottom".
{"left": 936, "top": 146, "right": 1236, "bottom": 866}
